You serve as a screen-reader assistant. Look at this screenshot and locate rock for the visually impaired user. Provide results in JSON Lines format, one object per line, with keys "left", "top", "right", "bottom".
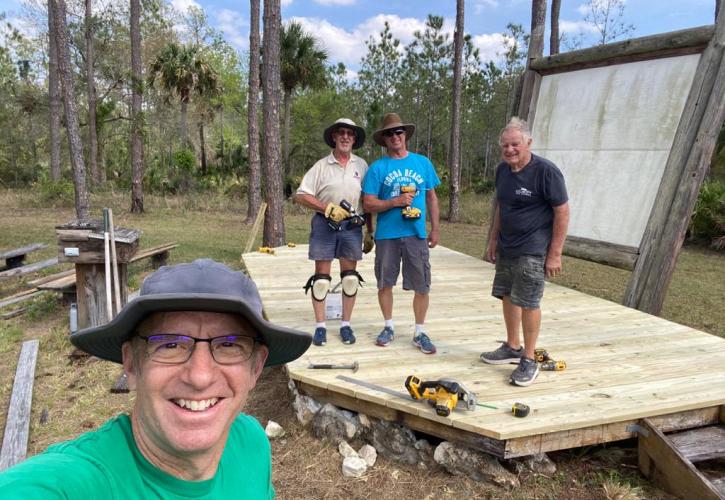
{"left": 312, "top": 403, "right": 361, "bottom": 443}
{"left": 287, "top": 378, "right": 299, "bottom": 396}
{"left": 358, "top": 413, "right": 372, "bottom": 429}
{"left": 265, "top": 420, "right": 285, "bottom": 439}
{"left": 511, "top": 453, "right": 557, "bottom": 477}
{"left": 342, "top": 456, "right": 368, "bottom": 478}
{"left": 338, "top": 441, "right": 358, "bottom": 458}
{"left": 293, "top": 394, "right": 321, "bottom": 426}
{"left": 358, "top": 444, "right": 377, "bottom": 467}
{"left": 434, "top": 441, "right": 519, "bottom": 489}
{"left": 366, "top": 419, "right": 426, "bottom": 465}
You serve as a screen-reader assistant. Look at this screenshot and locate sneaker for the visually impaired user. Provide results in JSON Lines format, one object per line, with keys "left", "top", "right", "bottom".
{"left": 480, "top": 342, "right": 524, "bottom": 365}
{"left": 509, "top": 357, "right": 540, "bottom": 387}
{"left": 313, "top": 327, "right": 327, "bottom": 346}
{"left": 412, "top": 332, "right": 436, "bottom": 354}
{"left": 376, "top": 327, "right": 394, "bottom": 347}
{"left": 340, "top": 326, "right": 356, "bottom": 345}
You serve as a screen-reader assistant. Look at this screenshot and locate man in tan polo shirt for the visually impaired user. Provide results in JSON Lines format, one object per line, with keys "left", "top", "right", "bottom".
{"left": 294, "top": 118, "right": 373, "bottom": 347}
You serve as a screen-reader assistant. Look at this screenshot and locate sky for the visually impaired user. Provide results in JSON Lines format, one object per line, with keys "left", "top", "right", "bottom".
{"left": 2, "top": 0, "right": 719, "bottom": 75}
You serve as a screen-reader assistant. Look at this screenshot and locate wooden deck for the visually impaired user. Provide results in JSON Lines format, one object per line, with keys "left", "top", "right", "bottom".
{"left": 243, "top": 245, "right": 725, "bottom": 458}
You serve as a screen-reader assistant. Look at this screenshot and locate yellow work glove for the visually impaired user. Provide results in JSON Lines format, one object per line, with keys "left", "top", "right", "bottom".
{"left": 363, "top": 230, "right": 375, "bottom": 254}
{"left": 324, "top": 202, "right": 350, "bottom": 223}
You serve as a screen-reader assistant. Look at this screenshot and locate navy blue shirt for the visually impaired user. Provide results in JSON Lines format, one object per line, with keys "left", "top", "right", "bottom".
{"left": 495, "top": 154, "right": 568, "bottom": 257}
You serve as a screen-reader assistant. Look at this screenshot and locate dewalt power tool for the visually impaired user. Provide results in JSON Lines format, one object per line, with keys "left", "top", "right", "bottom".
{"left": 327, "top": 199, "right": 365, "bottom": 231}
{"left": 400, "top": 184, "right": 421, "bottom": 220}
{"left": 404, "top": 376, "right": 477, "bottom": 417}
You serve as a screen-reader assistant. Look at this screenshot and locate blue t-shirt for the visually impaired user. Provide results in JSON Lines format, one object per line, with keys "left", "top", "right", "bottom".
{"left": 496, "top": 154, "right": 568, "bottom": 257}
{"left": 362, "top": 152, "right": 441, "bottom": 240}
{"left": 0, "top": 413, "right": 273, "bottom": 499}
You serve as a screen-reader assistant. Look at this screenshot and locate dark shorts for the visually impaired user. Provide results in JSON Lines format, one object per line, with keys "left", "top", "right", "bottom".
{"left": 491, "top": 254, "right": 545, "bottom": 309}
{"left": 374, "top": 237, "right": 431, "bottom": 294}
{"left": 308, "top": 213, "right": 363, "bottom": 261}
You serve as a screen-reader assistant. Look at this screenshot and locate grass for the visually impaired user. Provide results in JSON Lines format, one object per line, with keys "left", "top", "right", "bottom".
{"left": 0, "top": 186, "right": 722, "bottom": 498}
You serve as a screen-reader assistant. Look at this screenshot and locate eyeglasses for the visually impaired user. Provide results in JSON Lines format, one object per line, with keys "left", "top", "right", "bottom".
{"left": 383, "top": 128, "right": 406, "bottom": 138}
{"left": 334, "top": 128, "right": 356, "bottom": 137}
{"left": 139, "top": 334, "right": 261, "bottom": 365}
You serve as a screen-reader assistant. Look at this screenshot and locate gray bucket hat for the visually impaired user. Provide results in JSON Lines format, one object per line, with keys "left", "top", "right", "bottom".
{"left": 323, "top": 118, "right": 366, "bottom": 150}
{"left": 70, "top": 259, "right": 311, "bottom": 367}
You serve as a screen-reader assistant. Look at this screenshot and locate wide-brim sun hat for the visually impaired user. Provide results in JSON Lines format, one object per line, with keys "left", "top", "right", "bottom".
{"left": 323, "top": 118, "right": 366, "bottom": 150}
{"left": 70, "top": 259, "right": 312, "bottom": 367}
{"left": 373, "top": 112, "right": 415, "bottom": 147}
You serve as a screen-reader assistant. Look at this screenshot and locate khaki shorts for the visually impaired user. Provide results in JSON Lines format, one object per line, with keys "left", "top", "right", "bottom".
{"left": 491, "top": 254, "right": 545, "bottom": 309}
{"left": 374, "top": 237, "right": 431, "bottom": 293}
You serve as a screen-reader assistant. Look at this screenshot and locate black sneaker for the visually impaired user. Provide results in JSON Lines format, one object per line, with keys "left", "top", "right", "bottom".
{"left": 340, "top": 326, "right": 356, "bottom": 345}
{"left": 313, "top": 327, "right": 327, "bottom": 346}
{"left": 480, "top": 342, "right": 524, "bottom": 364}
{"left": 510, "top": 357, "right": 539, "bottom": 387}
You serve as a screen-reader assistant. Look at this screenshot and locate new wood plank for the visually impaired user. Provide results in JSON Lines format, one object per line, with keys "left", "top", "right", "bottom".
{"left": 0, "top": 340, "right": 39, "bottom": 471}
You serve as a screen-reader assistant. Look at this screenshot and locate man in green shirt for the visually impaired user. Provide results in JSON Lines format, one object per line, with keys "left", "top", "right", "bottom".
{"left": 0, "top": 259, "right": 311, "bottom": 499}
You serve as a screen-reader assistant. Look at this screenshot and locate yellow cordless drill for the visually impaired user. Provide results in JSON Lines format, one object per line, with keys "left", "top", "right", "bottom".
{"left": 400, "top": 184, "right": 421, "bottom": 219}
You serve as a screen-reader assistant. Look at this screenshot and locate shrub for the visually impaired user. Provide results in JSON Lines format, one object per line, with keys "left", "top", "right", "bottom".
{"left": 471, "top": 178, "right": 495, "bottom": 194}
{"left": 34, "top": 172, "right": 75, "bottom": 204}
{"left": 689, "top": 180, "right": 725, "bottom": 250}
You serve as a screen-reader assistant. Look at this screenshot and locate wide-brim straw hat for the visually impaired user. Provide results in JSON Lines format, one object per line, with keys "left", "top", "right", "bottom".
{"left": 70, "top": 259, "right": 311, "bottom": 367}
{"left": 373, "top": 113, "right": 416, "bottom": 147}
{"left": 323, "top": 118, "right": 366, "bottom": 150}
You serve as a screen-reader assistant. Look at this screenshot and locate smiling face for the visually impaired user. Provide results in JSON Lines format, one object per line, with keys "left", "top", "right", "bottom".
{"left": 383, "top": 128, "right": 407, "bottom": 157}
{"left": 499, "top": 128, "right": 532, "bottom": 171}
{"left": 332, "top": 126, "right": 356, "bottom": 155}
{"left": 122, "top": 311, "right": 268, "bottom": 478}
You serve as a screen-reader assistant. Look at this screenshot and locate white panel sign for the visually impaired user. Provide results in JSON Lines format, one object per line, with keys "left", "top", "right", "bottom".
{"left": 532, "top": 54, "right": 700, "bottom": 247}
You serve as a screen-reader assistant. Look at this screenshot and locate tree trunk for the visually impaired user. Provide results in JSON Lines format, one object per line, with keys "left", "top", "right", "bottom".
{"left": 47, "top": 2, "right": 62, "bottom": 182}
{"left": 261, "top": 0, "right": 286, "bottom": 247}
{"left": 447, "top": 0, "right": 464, "bottom": 222}
{"left": 551, "top": 0, "right": 561, "bottom": 55}
{"left": 85, "top": 0, "right": 99, "bottom": 186}
{"left": 245, "top": 0, "right": 262, "bottom": 224}
{"left": 516, "top": 0, "right": 547, "bottom": 120}
{"left": 50, "top": 0, "right": 90, "bottom": 220}
{"left": 130, "top": 0, "right": 144, "bottom": 213}
{"left": 180, "top": 99, "right": 189, "bottom": 147}
{"left": 282, "top": 87, "right": 291, "bottom": 177}
{"left": 199, "top": 122, "right": 207, "bottom": 175}
{"left": 717, "top": 0, "right": 722, "bottom": 22}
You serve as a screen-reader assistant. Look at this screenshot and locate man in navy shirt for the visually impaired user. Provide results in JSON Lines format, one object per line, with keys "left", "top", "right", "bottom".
{"left": 481, "top": 117, "right": 570, "bottom": 386}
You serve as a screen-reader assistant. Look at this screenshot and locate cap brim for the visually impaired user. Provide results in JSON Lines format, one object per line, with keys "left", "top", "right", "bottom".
{"left": 70, "top": 294, "right": 312, "bottom": 367}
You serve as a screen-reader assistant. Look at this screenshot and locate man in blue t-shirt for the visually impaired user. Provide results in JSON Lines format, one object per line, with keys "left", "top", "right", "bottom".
{"left": 481, "top": 117, "right": 570, "bottom": 387}
{"left": 362, "top": 113, "right": 441, "bottom": 354}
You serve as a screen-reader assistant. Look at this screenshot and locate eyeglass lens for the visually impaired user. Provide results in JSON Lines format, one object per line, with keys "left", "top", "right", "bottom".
{"left": 383, "top": 129, "right": 405, "bottom": 138}
{"left": 142, "top": 334, "right": 256, "bottom": 364}
{"left": 336, "top": 128, "right": 355, "bottom": 137}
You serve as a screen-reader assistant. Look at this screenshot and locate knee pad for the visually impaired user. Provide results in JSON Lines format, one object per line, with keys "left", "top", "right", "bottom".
{"left": 341, "top": 270, "right": 365, "bottom": 297}
{"left": 303, "top": 273, "right": 332, "bottom": 301}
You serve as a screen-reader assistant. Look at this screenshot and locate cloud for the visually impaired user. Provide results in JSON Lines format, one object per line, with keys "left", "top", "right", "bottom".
{"left": 215, "top": 9, "right": 249, "bottom": 50}
{"left": 470, "top": 33, "right": 509, "bottom": 62}
{"left": 560, "top": 19, "right": 599, "bottom": 34}
{"left": 314, "top": 0, "right": 356, "bottom": 5}
{"left": 282, "top": 0, "right": 294, "bottom": 6}
{"left": 473, "top": 0, "right": 500, "bottom": 15}
{"left": 170, "top": 0, "right": 202, "bottom": 13}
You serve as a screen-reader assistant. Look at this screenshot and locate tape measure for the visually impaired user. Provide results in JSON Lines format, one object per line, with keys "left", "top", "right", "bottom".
{"left": 512, "top": 402, "right": 530, "bottom": 418}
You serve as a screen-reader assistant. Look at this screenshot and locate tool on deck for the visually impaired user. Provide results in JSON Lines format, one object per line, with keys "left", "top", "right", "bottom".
{"left": 404, "top": 376, "right": 477, "bottom": 417}
{"left": 534, "top": 348, "right": 551, "bottom": 363}
{"left": 336, "top": 375, "right": 411, "bottom": 400}
{"left": 287, "top": 242, "right": 296, "bottom": 247}
{"left": 258, "top": 247, "right": 275, "bottom": 254}
{"left": 540, "top": 360, "right": 567, "bottom": 371}
{"left": 512, "top": 402, "right": 530, "bottom": 418}
{"left": 400, "top": 184, "right": 421, "bottom": 219}
{"left": 308, "top": 361, "right": 359, "bottom": 372}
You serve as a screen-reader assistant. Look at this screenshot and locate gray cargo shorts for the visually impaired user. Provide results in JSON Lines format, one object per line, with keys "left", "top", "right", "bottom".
{"left": 374, "top": 237, "right": 431, "bottom": 293}
{"left": 491, "top": 254, "right": 545, "bottom": 309}
{"left": 308, "top": 213, "right": 363, "bottom": 261}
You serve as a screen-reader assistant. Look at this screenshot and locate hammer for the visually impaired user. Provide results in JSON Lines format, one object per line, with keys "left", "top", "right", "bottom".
{"left": 308, "top": 361, "right": 359, "bottom": 372}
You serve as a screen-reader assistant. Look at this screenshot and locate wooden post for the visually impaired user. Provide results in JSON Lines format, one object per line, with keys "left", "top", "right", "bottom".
{"left": 517, "top": 0, "right": 547, "bottom": 121}
{"left": 624, "top": 15, "right": 725, "bottom": 314}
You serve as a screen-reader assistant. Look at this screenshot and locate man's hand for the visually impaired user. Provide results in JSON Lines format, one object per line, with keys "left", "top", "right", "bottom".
{"left": 427, "top": 228, "right": 439, "bottom": 249}
{"left": 325, "top": 202, "right": 350, "bottom": 222}
{"left": 362, "top": 230, "right": 375, "bottom": 254}
{"left": 393, "top": 191, "right": 415, "bottom": 208}
{"left": 545, "top": 253, "right": 563, "bottom": 278}
{"left": 485, "top": 240, "right": 497, "bottom": 263}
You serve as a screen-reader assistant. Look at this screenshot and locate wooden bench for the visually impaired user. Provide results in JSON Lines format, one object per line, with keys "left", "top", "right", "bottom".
{"left": 129, "top": 242, "right": 178, "bottom": 269}
{"left": 0, "top": 340, "right": 39, "bottom": 471}
{"left": 0, "top": 243, "right": 46, "bottom": 270}
{"left": 0, "top": 258, "right": 59, "bottom": 282}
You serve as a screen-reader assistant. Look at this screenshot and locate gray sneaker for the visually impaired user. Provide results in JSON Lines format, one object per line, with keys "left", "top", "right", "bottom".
{"left": 510, "top": 357, "right": 539, "bottom": 387}
{"left": 480, "top": 342, "right": 524, "bottom": 365}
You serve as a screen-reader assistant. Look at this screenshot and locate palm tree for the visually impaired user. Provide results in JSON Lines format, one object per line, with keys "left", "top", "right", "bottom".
{"left": 280, "top": 22, "right": 327, "bottom": 175}
{"left": 148, "top": 43, "right": 219, "bottom": 148}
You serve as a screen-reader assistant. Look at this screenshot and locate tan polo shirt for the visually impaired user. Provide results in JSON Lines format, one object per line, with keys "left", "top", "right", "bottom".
{"left": 296, "top": 153, "right": 368, "bottom": 212}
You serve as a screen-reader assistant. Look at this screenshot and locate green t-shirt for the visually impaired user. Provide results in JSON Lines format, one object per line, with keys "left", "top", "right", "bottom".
{"left": 0, "top": 413, "right": 273, "bottom": 499}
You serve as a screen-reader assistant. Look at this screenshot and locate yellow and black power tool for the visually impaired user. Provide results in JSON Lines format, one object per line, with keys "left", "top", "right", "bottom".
{"left": 400, "top": 184, "right": 421, "bottom": 220}
{"left": 404, "top": 376, "right": 477, "bottom": 417}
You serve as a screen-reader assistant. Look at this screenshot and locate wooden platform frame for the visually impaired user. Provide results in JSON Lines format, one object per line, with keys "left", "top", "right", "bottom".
{"left": 244, "top": 245, "right": 725, "bottom": 459}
